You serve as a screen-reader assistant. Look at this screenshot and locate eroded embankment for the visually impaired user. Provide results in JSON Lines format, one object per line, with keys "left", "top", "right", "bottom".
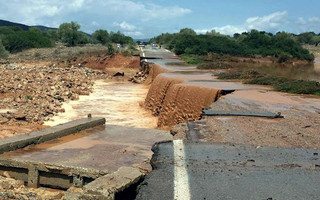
{"left": 144, "top": 64, "right": 220, "bottom": 128}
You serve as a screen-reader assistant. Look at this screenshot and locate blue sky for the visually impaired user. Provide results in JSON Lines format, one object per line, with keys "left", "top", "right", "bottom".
{"left": 0, "top": 0, "right": 319, "bottom": 38}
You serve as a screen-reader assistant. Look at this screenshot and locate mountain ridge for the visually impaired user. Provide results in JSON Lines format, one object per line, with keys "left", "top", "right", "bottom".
{"left": 0, "top": 19, "right": 56, "bottom": 31}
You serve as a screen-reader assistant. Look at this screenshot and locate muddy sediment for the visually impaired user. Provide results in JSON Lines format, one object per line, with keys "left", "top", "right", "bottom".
{"left": 158, "top": 84, "right": 220, "bottom": 127}
{"left": 144, "top": 74, "right": 184, "bottom": 116}
{"left": 144, "top": 64, "right": 172, "bottom": 85}
{"left": 144, "top": 64, "right": 221, "bottom": 128}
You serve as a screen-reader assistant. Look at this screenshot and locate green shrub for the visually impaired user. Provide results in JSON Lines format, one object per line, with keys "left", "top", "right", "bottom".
{"left": 0, "top": 39, "right": 9, "bottom": 58}
{"left": 150, "top": 29, "right": 314, "bottom": 61}
{"left": 246, "top": 76, "right": 320, "bottom": 95}
{"left": 107, "top": 43, "right": 115, "bottom": 56}
{"left": 277, "top": 53, "right": 292, "bottom": 63}
{"left": 197, "top": 61, "right": 232, "bottom": 69}
{"left": 2, "top": 29, "right": 54, "bottom": 52}
{"left": 34, "top": 52, "right": 41, "bottom": 57}
{"left": 180, "top": 54, "right": 204, "bottom": 64}
{"left": 218, "top": 69, "right": 262, "bottom": 80}
{"left": 92, "top": 29, "right": 109, "bottom": 45}
{"left": 122, "top": 50, "right": 131, "bottom": 57}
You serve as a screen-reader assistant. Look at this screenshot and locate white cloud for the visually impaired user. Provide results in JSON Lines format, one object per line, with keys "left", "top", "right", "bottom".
{"left": 124, "top": 31, "right": 143, "bottom": 37}
{"left": 0, "top": 0, "right": 191, "bottom": 38}
{"left": 113, "top": 22, "right": 136, "bottom": 31}
{"left": 91, "top": 21, "right": 100, "bottom": 27}
{"left": 196, "top": 11, "right": 289, "bottom": 35}
{"left": 113, "top": 21, "right": 144, "bottom": 37}
{"left": 196, "top": 25, "right": 247, "bottom": 36}
{"left": 0, "top": 0, "right": 191, "bottom": 26}
{"left": 295, "top": 16, "right": 320, "bottom": 33}
{"left": 245, "top": 11, "right": 288, "bottom": 31}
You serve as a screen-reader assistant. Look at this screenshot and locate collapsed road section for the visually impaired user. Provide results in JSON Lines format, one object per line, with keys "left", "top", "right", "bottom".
{"left": 0, "top": 116, "right": 172, "bottom": 199}
{"left": 135, "top": 46, "right": 320, "bottom": 199}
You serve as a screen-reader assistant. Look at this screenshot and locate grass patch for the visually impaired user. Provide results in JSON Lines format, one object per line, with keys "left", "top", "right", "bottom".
{"left": 197, "top": 61, "right": 232, "bottom": 69}
{"left": 217, "top": 69, "right": 262, "bottom": 80}
{"left": 217, "top": 69, "right": 320, "bottom": 95}
{"left": 180, "top": 54, "right": 204, "bottom": 64}
{"left": 166, "top": 62, "right": 188, "bottom": 66}
{"left": 246, "top": 77, "right": 320, "bottom": 95}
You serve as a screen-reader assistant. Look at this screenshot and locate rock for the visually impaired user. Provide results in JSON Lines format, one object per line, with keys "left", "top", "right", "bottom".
{"left": 0, "top": 117, "right": 9, "bottom": 125}
{"left": 13, "top": 114, "right": 26, "bottom": 121}
{"left": 0, "top": 63, "right": 109, "bottom": 124}
{"left": 113, "top": 72, "right": 125, "bottom": 77}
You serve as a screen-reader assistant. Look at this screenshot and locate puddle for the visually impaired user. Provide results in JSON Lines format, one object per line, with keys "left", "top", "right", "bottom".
{"left": 45, "top": 80, "right": 157, "bottom": 129}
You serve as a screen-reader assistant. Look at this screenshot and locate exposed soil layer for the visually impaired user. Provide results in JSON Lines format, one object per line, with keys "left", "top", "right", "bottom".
{"left": 59, "top": 53, "right": 140, "bottom": 77}
{"left": 144, "top": 74, "right": 184, "bottom": 116}
{"left": 144, "top": 64, "right": 172, "bottom": 85}
{"left": 158, "top": 84, "right": 219, "bottom": 127}
{"left": 144, "top": 64, "right": 220, "bottom": 128}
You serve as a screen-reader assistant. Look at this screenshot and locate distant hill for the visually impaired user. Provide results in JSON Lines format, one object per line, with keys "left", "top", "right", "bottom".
{"left": 0, "top": 19, "right": 56, "bottom": 31}
{"left": 134, "top": 38, "right": 150, "bottom": 43}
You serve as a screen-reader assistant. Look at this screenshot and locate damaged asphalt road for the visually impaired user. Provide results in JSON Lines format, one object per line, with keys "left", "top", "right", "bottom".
{"left": 136, "top": 140, "right": 320, "bottom": 200}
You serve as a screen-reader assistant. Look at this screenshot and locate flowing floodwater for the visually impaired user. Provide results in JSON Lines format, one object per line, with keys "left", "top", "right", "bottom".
{"left": 45, "top": 80, "right": 158, "bottom": 129}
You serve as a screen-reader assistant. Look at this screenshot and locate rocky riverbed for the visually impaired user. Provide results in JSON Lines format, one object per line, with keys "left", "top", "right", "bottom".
{"left": 0, "top": 63, "right": 109, "bottom": 138}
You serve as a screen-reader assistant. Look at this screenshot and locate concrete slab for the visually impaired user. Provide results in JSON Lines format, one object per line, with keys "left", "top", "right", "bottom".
{"left": 83, "top": 166, "right": 143, "bottom": 199}
{"left": 202, "top": 110, "right": 283, "bottom": 118}
{"left": 136, "top": 141, "right": 320, "bottom": 200}
{"left": 0, "top": 117, "right": 106, "bottom": 154}
{"left": 0, "top": 125, "right": 171, "bottom": 189}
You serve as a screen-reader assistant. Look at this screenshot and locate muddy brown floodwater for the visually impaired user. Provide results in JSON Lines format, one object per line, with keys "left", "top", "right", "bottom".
{"left": 45, "top": 80, "right": 158, "bottom": 129}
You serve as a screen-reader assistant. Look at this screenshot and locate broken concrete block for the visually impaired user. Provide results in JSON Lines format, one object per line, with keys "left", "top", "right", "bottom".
{"left": 84, "top": 167, "right": 144, "bottom": 199}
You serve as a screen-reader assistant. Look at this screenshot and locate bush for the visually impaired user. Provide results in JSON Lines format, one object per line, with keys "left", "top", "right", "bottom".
{"left": 277, "top": 53, "right": 292, "bottom": 63}
{"left": 197, "top": 61, "right": 232, "bottom": 69}
{"left": 0, "top": 39, "right": 9, "bottom": 58}
{"left": 246, "top": 76, "right": 320, "bottom": 95}
{"left": 151, "top": 28, "right": 314, "bottom": 61}
{"left": 218, "top": 69, "right": 263, "bottom": 80}
{"left": 122, "top": 50, "right": 131, "bottom": 57}
{"left": 110, "top": 31, "right": 134, "bottom": 45}
{"left": 2, "top": 29, "right": 54, "bottom": 52}
{"left": 107, "top": 43, "right": 115, "bottom": 55}
{"left": 180, "top": 54, "right": 204, "bottom": 64}
{"left": 92, "top": 30, "right": 109, "bottom": 45}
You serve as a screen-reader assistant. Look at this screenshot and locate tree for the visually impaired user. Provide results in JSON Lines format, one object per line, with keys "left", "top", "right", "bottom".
{"left": 311, "top": 35, "right": 320, "bottom": 46}
{"left": 92, "top": 29, "right": 109, "bottom": 45}
{"left": 58, "top": 22, "right": 81, "bottom": 46}
{"left": 110, "top": 31, "right": 133, "bottom": 45}
{"left": 179, "top": 28, "right": 196, "bottom": 36}
{"left": 3, "top": 29, "right": 54, "bottom": 52}
{"left": 297, "top": 32, "right": 316, "bottom": 44}
{"left": 0, "top": 39, "right": 9, "bottom": 58}
{"left": 44, "top": 30, "right": 59, "bottom": 41}
{"left": 29, "top": 27, "right": 42, "bottom": 34}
